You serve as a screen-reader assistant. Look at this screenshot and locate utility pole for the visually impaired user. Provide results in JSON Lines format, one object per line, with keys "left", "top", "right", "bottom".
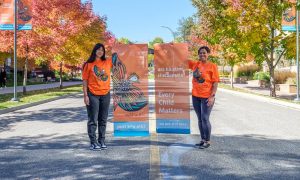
{"left": 295, "top": 1, "right": 300, "bottom": 102}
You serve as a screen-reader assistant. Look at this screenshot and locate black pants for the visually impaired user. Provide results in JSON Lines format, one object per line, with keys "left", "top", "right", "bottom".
{"left": 0, "top": 79, "right": 5, "bottom": 87}
{"left": 86, "top": 91, "right": 110, "bottom": 144}
{"left": 192, "top": 96, "right": 214, "bottom": 141}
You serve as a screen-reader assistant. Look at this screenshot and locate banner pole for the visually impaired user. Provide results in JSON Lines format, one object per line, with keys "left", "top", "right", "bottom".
{"left": 11, "top": 0, "right": 19, "bottom": 101}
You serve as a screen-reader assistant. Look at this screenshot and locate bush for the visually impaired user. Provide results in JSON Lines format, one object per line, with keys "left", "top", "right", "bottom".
{"left": 235, "top": 64, "right": 260, "bottom": 79}
{"left": 44, "top": 70, "right": 56, "bottom": 79}
{"left": 285, "top": 77, "right": 296, "bottom": 85}
{"left": 219, "top": 71, "right": 230, "bottom": 77}
{"left": 253, "top": 72, "right": 270, "bottom": 82}
{"left": 54, "top": 70, "right": 71, "bottom": 81}
{"left": 274, "top": 71, "right": 296, "bottom": 84}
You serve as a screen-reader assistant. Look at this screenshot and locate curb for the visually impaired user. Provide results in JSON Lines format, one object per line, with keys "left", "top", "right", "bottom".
{"left": 219, "top": 88, "right": 300, "bottom": 110}
{"left": 0, "top": 93, "right": 82, "bottom": 115}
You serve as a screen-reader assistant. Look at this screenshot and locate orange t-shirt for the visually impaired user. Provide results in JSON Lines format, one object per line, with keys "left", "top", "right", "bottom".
{"left": 188, "top": 60, "right": 220, "bottom": 98}
{"left": 82, "top": 58, "right": 113, "bottom": 95}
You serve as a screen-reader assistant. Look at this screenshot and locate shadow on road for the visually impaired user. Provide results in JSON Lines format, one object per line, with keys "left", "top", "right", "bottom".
{"left": 0, "top": 133, "right": 299, "bottom": 179}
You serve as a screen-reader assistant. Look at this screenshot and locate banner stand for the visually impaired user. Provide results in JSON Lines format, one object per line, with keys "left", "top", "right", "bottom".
{"left": 156, "top": 119, "right": 190, "bottom": 134}
{"left": 114, "top": 122, "right": 149, "bottom": 137}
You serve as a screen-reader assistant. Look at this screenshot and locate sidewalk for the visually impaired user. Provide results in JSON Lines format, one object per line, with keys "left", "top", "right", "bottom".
{"left": 225, "top": 82, "right": 297, "bottom": 100}
{"left": 0, "top": 81, "right": 82, "bottom": 95}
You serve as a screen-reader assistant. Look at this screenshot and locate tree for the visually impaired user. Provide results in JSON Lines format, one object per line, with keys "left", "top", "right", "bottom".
{"left": 236, "top": 0, "right": 291, "bottom": 97}
{"left": 118, "top": 37, "right": 132, "bottom": 44}
{"left": 31, "top": 0, "right": 95, "bottom": 88}
{"left": 148, "top": 37, "right": 164, "bottom": 49}
{"left": 192, "top": 0, "right": 248, "bottom": 87}
{"left": 192, "top": 0, "right": 292, "bottom": 96}
{"left": 176, "top": 16, "right": 196, "bottom": 42}
{"left": 0, "top": 0, "right": 110, "bottom": 91}
{"left": 148, "top": 37, "right": 164, "bottom": 65}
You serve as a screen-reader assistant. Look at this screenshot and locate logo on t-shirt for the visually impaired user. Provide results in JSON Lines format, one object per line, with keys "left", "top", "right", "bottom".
{"left": 93, "top": 66, "right": 109, "bottom": 81}
{"left": 193, "top": 68, "right": 205, "bottom": 83}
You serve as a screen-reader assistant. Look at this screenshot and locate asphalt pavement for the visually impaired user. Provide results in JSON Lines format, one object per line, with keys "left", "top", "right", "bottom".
{"left": 0, "top": 81, "right": 300, "bottom": 179}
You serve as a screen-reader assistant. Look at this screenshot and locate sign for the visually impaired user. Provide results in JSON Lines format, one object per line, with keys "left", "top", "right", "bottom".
{"left": 112, "top": 44, "right": 149, "bottom": 136}
{"left": 154, "top": 43, "right": 190, "bottom": 134}
{"left": 282, "top": 0, "right": 296, "bottom": 31}
{"left": 0, "top": 0, "right": 32, "bottom": 30}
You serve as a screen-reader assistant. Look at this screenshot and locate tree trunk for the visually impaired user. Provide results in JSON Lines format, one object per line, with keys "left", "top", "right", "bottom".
{"left": 60, "top": 62, "right": 63, "bottom": 89}
{"left": 269, "top": 27, "right": 276, "bottom": 97}
{"left": 230, "top": 65, "right": 234, "bottom": 88}
{"left": 22, "top": 58, "right": 28, "bottom": 94}
{"left": 269, "top": 66, "right": 276, "bottom": 97}
{"left": 23, "top": 44, "right": 29, "bottom": 94}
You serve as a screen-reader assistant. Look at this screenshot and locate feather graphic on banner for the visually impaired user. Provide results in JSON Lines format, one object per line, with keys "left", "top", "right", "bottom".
{"left": 112, "top": 52, "right": 148, "bottom": 112}
{"left": 18, "top": 0, "right": 32, "bottom": 22}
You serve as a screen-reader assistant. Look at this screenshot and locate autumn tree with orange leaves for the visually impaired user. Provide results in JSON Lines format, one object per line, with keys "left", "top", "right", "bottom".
{"left": 0, "top": 0, "right": 114, "bottom": 91}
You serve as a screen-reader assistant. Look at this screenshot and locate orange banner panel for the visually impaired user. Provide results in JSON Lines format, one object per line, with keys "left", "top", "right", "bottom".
{"left": 112, "top": 44, "right": 149, "bottom": 122}
{"left": 282, "top": 0, "right": 296, "bottom": 31}
{"left": 154, "top": 43, "right": 190, "bottom": 134}
{"left": 0, "top": 0, "right": 14, "bottom": 24}
{"left": 18, "top": 0, "right": 32, "bottom": 25}
{"left": 0, "top": 0, "right": 32, "bottom": 30}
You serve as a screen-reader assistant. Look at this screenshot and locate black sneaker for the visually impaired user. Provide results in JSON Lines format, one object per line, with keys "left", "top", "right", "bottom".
{"left": 195, "top": 141, "right": 205, "bottom": 147}
{"left": 199, "top": 142, "right": 210, "bottom": 149}
{"left": 90, "top": 143, "right": 101, "bottom": 151}
{"left": 99, "top": 141, "right": 107, "bottom": 150}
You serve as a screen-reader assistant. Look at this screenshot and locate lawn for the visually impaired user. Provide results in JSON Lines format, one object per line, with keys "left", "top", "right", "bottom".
{"left": 0, "top": 86, "right": 82, "bottom": 110}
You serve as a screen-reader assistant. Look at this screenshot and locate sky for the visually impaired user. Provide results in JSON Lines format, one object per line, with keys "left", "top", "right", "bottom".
{"left": 82, "top": 0, "right": 197, "bottom": 43}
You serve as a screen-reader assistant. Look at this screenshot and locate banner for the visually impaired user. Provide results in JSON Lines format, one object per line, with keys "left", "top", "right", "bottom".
{"left": 0, "top": 0, "right": 32, "bottom": 30}
{"left": 112, "top": 44, "right": 149, "bottom": 136}
{"left": 154, "top": 43, "right": 190, "bottom": 134}
{"left": 0, "top": 0, "right": 13, "bottom": 30}
{"left": 282, "top": 0, "right": 296, "bottom": 31}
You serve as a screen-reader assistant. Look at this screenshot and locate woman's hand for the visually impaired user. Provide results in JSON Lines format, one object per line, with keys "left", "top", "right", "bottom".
{"left": 207, "top": 96, "right": 215, "bottom": 107}
{"left": 84, "top": 95, "right": 90, "bottom": 106}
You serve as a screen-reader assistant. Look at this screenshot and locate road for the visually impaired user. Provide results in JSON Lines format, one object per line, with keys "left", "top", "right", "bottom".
{"left": 0, "top": 83, "right": 299, "bottom": 179}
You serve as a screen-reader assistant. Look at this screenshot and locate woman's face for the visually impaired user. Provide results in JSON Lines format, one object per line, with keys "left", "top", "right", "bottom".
{"left": 198, "top": 49, "right": 208, "bottom": 61}
{"left": 96, "top": 47, "right": 104, "bottom": 59}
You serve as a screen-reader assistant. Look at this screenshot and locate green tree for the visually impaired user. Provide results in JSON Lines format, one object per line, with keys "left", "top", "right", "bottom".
{"left": 148, "top": 37, "right": 164, "bottom": 65}
{"left": 148, "top": 37, "right": 164, "bottom": 49}
{"left": 238, "top": 0, "right": 291, "bottom": 97}
{"left": 176, "top": 16, "right": 196, "bottom": 42}
{"left": 192, "top": 0, "right": 292, "bottom": 97}
{"left": 118, "top": 37, "right": 132, "bottom": 44}
{"left": 192, "top": 0, "right": 248, "bottom": 88}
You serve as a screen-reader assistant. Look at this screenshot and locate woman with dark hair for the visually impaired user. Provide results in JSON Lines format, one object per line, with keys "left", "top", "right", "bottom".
{"left": 188, "top": 46, "right": 220, "bottom": 149}
{"left": 82, "top": 43, "right": 112, "bottom": 151}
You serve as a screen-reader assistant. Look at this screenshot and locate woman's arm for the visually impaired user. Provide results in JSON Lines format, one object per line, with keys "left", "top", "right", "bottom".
{"left": 207, "top": 82, "right": 218, "bottom": 107}
{"left": 210, "top": 82, "right": 218, "bottom": 97}
{"left": 83, "top": 80, "right": 89, "bottom": 105}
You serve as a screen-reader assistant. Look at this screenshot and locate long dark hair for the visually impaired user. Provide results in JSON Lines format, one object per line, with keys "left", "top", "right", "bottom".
{"left": 83, "top": 43, "right": 106, "bottom": 69}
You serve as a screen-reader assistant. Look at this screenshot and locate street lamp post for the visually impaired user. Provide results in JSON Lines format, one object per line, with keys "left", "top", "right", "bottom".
{"left": 295, "top": 1, "right": 300, "bottom": 102}
{"left": 160, "top": 26, "right": 176, "bottom": 42}
{"left": 11, "top": 0, "right": 18, "bottom": 101}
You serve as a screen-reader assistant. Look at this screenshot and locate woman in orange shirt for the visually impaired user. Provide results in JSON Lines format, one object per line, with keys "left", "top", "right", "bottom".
{"left": 188, "top": 46, "right": 220, "bottom": 149}
{"left": 82, "top": 43, "right": 112, "bottom": 151}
